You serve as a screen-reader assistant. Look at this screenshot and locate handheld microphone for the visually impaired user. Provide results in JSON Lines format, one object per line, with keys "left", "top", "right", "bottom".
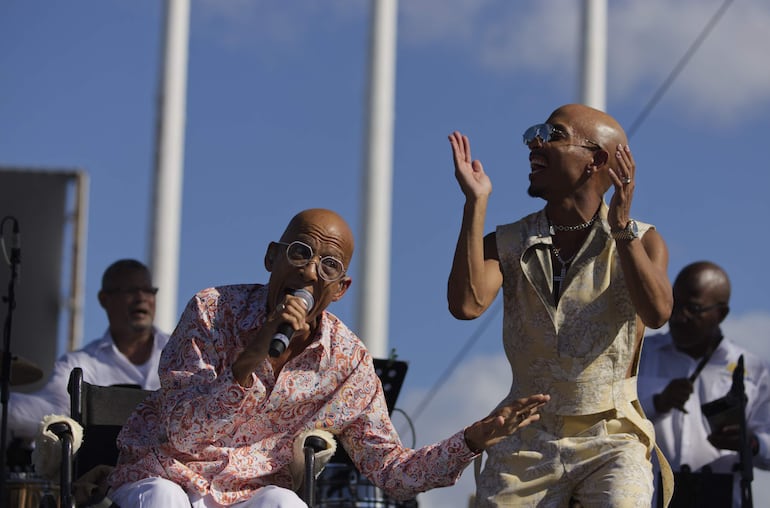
{"left": 11, "top": 220, "right": 20, "bottom": 262}
{"left": 269, "top": 289, "right": 314, "bottom": 358}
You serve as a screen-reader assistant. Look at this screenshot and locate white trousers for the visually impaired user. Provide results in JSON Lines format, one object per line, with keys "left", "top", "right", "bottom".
{"left": 110, "top": 477, "right": 307, "bottom": 508}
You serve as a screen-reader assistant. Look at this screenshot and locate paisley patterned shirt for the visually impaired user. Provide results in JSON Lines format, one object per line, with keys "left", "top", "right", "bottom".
{"left": 110, "top": 284, "right": 475, "bottom": 505}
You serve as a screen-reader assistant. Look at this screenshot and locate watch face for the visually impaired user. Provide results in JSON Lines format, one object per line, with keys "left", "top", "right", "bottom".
{"left": 629, "top": 220, "right": 639, "bottom": 237}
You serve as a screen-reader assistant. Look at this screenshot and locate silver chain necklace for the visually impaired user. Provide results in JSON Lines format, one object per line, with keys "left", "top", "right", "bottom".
{"left": 551, "top": 246, "right": 576, "bottom": 304}
{"left": 551, "top": 246, "right": 576, "bottom": 266}
{"left": 548, "top": 212, "right": 599, "bottom": 236}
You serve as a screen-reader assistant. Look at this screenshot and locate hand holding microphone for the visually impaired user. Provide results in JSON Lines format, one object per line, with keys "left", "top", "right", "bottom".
{"left": 269, "top": 289, "right": 314, "bottom": 358}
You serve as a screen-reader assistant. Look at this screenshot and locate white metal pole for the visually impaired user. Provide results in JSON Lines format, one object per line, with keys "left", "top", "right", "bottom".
{"left": 68, "top": 170, "right": 89, "bottom": 351}
{"left": 580, "top": 0, "right": 607, "bottom": 110}
{"left": 356, "top": 0, "right": 398, "bottom": 359}
{"left": 149, "top": 0, "right": 190, "bottom": 333}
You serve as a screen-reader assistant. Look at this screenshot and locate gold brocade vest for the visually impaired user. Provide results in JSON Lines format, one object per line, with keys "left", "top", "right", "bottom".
{"left": 494, "top": 203, "right": 673, "bottom": 506}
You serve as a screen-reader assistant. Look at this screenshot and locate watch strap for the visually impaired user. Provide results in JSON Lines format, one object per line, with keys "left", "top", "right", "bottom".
{"left": 611, "top": 220, "right": 638, "bottom": 240}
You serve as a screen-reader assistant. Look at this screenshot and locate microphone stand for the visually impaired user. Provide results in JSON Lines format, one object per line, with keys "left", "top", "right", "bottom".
{"left": 734, "top": 355, "right": 753, "bottom": 508}
{"left": 0, "top": 216, "right": 21, "bottom": 508}
{"left": 47, "top": 422, "right": 74, "bottom": 508}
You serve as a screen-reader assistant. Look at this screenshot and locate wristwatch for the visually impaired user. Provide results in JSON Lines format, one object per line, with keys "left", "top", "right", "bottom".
{"left": 611, "top": 219, "right": 639, "bottom": 240}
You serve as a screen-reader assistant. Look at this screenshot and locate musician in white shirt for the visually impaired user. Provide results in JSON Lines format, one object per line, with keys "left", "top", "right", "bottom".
{"left": 8, "top": 259, "right": 170, "bottom": 441}
{"left": 638, "top": 261, "right": 770, "bottom": 507}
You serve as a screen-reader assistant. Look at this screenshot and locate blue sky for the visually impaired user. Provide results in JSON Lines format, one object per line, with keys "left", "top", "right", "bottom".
{"left": 2, "top": 1, "right": 769, "bottom": 506}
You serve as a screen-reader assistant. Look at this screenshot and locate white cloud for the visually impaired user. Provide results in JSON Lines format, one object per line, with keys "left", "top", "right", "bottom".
{"left": 404, "top": 0, "right": 770, "bottom": 124}
{"left": 606, "top": 0, "right": 770, "bottom": 123}
{"left": 195, "top": 0, "right": 770, "bottom": 123}
{"left": 723, "top": 310, "right": 770, "bottom": 362}
{"left": 194, "top": 0, "right": 365, "bottom": 48}
{"left": 402, "top": 0, "right": 770, "bottom": 123}
{"left": 398, "top": 0, "right": 499, "bottom": 45}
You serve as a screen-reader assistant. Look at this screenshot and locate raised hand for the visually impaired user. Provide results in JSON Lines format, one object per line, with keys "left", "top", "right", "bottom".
{"left": 608, "top": 144, "right": 636, "bottom": 231}
{"left": 448, "top": 131, "right": 492, "bottom": 200}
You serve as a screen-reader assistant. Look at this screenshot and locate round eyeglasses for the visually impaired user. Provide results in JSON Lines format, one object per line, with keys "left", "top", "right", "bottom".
{"left": 275, "top": 241, "right": 346, "bottom": 282}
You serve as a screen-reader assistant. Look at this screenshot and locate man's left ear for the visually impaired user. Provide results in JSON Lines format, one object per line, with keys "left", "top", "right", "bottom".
{"left": 97, "top": 290, "right": 108, "bottom": 309}
{"left": 591, "top": 149, "right": 609, "bottom": 169}
{"left": 331, "top": 277, "right": 352, "bottom": 302}
{"left": 264, "top": 242, "right": 278, "bottom": 272}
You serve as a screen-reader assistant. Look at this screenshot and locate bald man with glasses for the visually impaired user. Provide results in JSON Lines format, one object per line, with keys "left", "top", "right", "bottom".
{"left": 109, "top": 208, "right": 549, "bottom": 508}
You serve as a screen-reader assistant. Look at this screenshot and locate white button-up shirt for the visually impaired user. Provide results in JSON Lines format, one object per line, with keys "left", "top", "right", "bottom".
{"left": 638, "top": 332, "right": 770, "bottom": 507}
{"left": 9, "top": 328, "right": 169, "bottom": 440}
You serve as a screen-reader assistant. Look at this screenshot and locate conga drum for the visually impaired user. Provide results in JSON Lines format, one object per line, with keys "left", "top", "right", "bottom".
{"left": 4, "top": 473, "right": 59, "bottom": 508}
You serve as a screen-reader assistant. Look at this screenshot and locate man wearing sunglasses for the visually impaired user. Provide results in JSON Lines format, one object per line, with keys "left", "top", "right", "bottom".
{"left": 638, "top": 261, "right": 770, "bottom": 507}
{"left": 447, "top": 103, "right": 673, "bottom": 507}
{"left": 7, "top": 259, "right": 170, "bottom": 452}
{"left": 109, "top": 208, "right": 549, "bottom": 508}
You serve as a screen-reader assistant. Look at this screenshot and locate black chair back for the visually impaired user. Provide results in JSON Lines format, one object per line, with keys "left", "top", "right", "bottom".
{"left": 68, "top": 367, "right": 153, "bottom": 477}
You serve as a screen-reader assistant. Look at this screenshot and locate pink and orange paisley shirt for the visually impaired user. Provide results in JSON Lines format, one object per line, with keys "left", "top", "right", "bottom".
{"left": 110, "top": 284, "right": 475, "bottom": 505}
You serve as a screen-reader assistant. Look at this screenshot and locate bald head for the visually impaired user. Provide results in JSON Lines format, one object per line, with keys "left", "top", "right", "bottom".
{"left": 282, "top": 208, "right": 354, "bottom": 266}
{"left": 669, "top": 261, "right": 730, "bottom": 356}
{"left": 548, "top": 104, "right": 627, "bottom": 150}
{"left": 101, "top": 259, "right": 151, "bottom": 290}
{"left": 674, "top": 261, "right": 731, "bottom": 304}
{"left": 545, "top": 104, "right": 628, "bottom": 193}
